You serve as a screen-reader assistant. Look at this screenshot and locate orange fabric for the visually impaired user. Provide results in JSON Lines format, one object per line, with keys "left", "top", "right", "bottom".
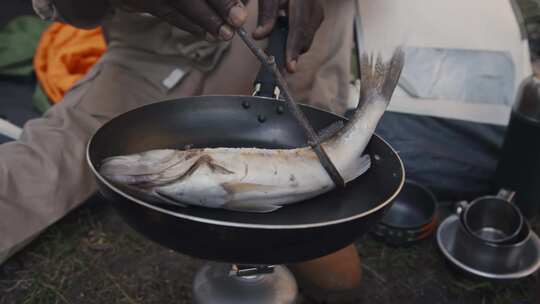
{"left": 34, "top": 23, "right": 106, "bottom": 103}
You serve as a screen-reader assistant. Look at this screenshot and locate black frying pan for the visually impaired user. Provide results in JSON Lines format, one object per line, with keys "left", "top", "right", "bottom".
{"left": 85, "top": 19, "right": 405, "bottom": 265}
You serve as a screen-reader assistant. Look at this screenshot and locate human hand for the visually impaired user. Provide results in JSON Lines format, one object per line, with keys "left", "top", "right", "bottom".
{"left": 111, "top": 0, "right": 249, "bottom": 40}
{"left": 252, "top": 0, "right": 324, "bottom": 72}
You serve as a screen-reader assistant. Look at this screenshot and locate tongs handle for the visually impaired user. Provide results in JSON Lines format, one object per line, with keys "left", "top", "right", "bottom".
{"left": 253, "top": 16, "right": 288, "bottom": 99}
{"left": 237, "top": 23, "right": 346, "bottom": 188}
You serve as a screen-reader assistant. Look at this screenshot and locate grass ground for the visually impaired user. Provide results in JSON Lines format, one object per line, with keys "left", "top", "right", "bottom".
{"left": 0, "top": 197, "right": 538, "bottom": 304}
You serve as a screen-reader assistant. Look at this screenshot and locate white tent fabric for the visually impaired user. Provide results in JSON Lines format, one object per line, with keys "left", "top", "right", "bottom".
{"left": 356, "top": 0, "right": 532, "bottom": 126}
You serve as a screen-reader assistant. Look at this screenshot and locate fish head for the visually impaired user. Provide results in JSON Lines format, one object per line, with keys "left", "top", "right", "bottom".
{"left": 99, "top": 149, "right": 185, "bottom": 185}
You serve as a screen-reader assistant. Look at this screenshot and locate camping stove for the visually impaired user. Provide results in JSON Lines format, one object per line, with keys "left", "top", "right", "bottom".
{"left": 193, "top": 263, "right": 298, "bottom": 304}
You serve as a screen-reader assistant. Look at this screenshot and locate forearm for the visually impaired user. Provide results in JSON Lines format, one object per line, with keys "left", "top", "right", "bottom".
{"left": 32, "top": 0, "right": 111, "bottom": 28}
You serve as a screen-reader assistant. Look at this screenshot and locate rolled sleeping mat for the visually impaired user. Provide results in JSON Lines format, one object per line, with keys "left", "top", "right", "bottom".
{"left": 0, "top": 118, "right": 22, "bottom": 140}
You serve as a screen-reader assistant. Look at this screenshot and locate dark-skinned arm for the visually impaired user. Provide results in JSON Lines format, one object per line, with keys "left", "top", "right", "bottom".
{"left": 35, "top": 0, "right": 323, "bottom": 73}
{"left": 42, "top": 0, "right": 249, "bottom": 39}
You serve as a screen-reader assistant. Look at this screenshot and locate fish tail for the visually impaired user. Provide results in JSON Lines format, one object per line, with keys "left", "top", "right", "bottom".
{"left": 321, "top": 48, "right": 405, "bottom": 181}
{"left": 359, "top": 48, "right": 405, "bottom": 108}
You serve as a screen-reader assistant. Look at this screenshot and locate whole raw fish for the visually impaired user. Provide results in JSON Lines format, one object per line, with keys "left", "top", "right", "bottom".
{"left": 99, "top": 49, "right": 405, "bottom": 212}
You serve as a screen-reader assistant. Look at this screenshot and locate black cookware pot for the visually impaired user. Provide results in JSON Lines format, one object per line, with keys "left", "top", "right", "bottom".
{"left": 371, "top": 181, "right": 438, "bottom": 246}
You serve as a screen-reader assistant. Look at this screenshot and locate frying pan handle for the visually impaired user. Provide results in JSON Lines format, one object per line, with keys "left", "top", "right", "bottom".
{"left": 253, "top": 16, "right": 288, "bottom": 99}
{"left": 455, "top": 200, "right": 470, "bottom": 233}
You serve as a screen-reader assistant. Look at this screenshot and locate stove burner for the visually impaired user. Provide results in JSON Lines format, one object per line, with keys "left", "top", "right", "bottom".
{"left": 193, "top": 263, "right": 297, "bottom": 304}
{"left": 230, "top": 265, "right": 276, "bottom": 277}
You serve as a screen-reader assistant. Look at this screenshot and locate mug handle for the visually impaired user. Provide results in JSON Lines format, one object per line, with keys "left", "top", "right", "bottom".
{"left": 496, "top": 188, "right": 516, "bottom": 203}
{"left": 455, "top": 200, "right": 470, "bottom": 233}
{"left": 455, "top": 200, "right": 469, "bottom": 216}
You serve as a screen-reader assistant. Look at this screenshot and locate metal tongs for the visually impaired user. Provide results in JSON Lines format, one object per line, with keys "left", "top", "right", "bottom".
{"left": 236, "top": 23, "right": 346, "bottom": 188}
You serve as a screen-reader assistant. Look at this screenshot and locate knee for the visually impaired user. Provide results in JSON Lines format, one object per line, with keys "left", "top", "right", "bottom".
{"left": 291, "top": 244, "right": 362, "bottom": 290}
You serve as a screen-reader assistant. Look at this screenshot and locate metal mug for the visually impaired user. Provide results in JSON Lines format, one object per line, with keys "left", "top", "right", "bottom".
{"left": 449, "top": 217, "right": 533, "bottom": 279}
{"left": 456, "top": 189, "right": 523, "bottom": 245}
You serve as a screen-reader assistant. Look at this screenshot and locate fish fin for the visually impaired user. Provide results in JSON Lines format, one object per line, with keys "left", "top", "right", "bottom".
{"left": 223, "top": 201, "right": 282, "bottom": 213}
{"left": 196, "top": 155, "right": 232, "bottom": 174}
{"left": 358, "top": 48, "right": 405, "bottom": 108}
{"left": 358, "top": 154, "right": 372, "bottom": 175}
{"left": 154, "top": 189, "right": 188, "bottom": 208}
{"left": 381, "top": 49, "right": 406, "bottom": 101}
{"left": 221, "top": 183, "right": 283, "bottom": 213}
{"left": 318, "top": 121, "right": 345, "bottom": 141}
{"left": 343, "top": 154, "right": 373, "bottom": 183}
{"left": 108, "top": 183, "right": 184, "bottom": 207}
{"left": 221, "top": 182, "right": 278, "bottom": 195}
